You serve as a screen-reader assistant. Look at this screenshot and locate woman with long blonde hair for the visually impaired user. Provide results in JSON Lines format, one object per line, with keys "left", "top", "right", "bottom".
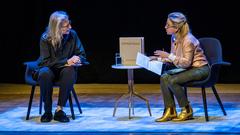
{"left": 37, "top": 11, "right": 87, "bottom": 123}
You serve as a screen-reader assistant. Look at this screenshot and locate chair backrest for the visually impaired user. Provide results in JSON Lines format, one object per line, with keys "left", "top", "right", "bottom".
{"left": 198, "top": 37, "right": 223, "bottom": 66}
{"left": 24, "top": 61, "right": 39, "bottom": 85}
{"left": 198, "top": 37, "right": 224, "bottom": 86}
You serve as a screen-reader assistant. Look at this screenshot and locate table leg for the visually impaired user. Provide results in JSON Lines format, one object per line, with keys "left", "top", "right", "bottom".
{"left": 128, "top": 69, "right": 134, "bottom": 119}
{"left": 133, "top": 91, "right": 152, "bottom": 116}
{"left": 113, "top": 93, "right": 129, "bottom": 117}
{"left": 113, "top": 68, "right": 152, "bottom": 118}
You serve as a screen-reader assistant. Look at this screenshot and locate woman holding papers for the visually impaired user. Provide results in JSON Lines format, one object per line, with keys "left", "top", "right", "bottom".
{"left": 151, "top": 12, "right": 209, "bottom": 122}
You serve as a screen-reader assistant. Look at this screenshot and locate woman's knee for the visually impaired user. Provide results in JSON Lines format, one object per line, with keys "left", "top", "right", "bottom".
{"left": 61, "top": 66, "right": 76, "bottom": 80}
{"left": 168, "top": 77, "right": 176, "bottom": 85}
{"left": 62, "top": 66, "right": 76, "bottom": 75}
{"left": 161, "top": 73, "right": 171, "bottom": 82}
{"left": 38, "top": 67, "right": 54, "bottom": 80}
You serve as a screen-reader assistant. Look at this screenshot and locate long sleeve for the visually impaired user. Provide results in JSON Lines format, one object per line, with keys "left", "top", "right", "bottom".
{"left": 38, "top": 35, "right": 54, "bottom": 67}
{"left": 73, "top": 31, "right": 87, "bottom": 63}
{"left": 172, "top": 39, "right": 195, "bottom": 68}
{"left": 38, "top": 29, "right": 87, "bottom": 68}
{"left": 170, "top": 33, "right": 208, "bottom": 68}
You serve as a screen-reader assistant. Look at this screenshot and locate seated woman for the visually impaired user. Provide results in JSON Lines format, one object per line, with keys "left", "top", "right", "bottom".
{"left": 37, "top": 11, "right": 87, "bottom": 123}
{"left": 150, "top": 12, "right": 209, "bottom": 122}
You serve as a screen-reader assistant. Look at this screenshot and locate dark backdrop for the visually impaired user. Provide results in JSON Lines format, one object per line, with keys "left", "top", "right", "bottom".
{"left": 0, "top": 0, "right": 238, "bottom": 84}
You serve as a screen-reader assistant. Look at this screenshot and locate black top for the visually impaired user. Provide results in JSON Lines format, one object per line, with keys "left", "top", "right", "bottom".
{"left": 38, "top": 29, "right": 87, "bottom": 69}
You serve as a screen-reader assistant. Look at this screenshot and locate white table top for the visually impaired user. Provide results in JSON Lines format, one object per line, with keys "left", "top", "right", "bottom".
{"left": 111, "top": 65, "right": 142, "bottom": 69}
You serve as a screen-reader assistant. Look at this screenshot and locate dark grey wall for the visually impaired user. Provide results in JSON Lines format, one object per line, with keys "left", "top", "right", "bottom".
{"left": 0, "top": 0, "right": 238, "bottom": 83}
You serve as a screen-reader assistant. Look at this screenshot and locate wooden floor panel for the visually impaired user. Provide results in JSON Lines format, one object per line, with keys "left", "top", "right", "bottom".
{"left": 0, "top": 83, "right": 240, "bottom": 94}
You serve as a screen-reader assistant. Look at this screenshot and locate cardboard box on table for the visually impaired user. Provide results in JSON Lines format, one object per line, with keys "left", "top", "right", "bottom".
{"left": 119, "top": 37, "right": 144, "bottom": 66}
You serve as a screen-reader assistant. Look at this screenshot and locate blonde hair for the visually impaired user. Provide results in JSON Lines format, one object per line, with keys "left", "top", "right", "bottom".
{"left": 46, "top": 11, "right": 69, "bottom": 48}
{"left": 168, "top": 12, "right": 190, "bottom": 40}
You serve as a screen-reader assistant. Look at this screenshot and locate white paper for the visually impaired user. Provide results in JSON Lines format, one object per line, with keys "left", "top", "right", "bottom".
{"left": 136, "top": 52, "right": 163, "bottom": 75}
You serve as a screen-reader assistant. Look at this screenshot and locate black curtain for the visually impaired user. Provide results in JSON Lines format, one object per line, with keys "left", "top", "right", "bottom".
{"left": 0, "top": 0, "right": 238, "bottom": 83}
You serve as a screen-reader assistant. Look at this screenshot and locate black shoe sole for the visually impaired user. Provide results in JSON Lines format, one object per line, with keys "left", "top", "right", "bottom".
{"left": 53, "top": 117, "right": 70, "bottom": 122}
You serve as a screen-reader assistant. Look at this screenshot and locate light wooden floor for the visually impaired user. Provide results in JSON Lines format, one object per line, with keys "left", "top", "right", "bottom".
{"left": 0, "top": 83, "right": 240, "bottom": 94}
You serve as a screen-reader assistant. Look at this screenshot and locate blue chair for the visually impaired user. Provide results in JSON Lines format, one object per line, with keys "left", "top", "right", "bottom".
{"left": 24, "top": 60, "right": 88, "bottom": 120}
{"left": 183, "top": 37, "right": 231, "bottom": 121}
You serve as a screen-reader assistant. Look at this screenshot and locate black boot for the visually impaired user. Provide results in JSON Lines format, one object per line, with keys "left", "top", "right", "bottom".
{"left": 40, "top": 112, "right": 53, "bottom": 122}
{"left": 54, "top": 110, "right": 70, "bottom": 122}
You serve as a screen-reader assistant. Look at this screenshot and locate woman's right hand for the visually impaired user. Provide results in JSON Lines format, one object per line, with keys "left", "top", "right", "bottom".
{"left": 149, "top": 56, "right": 158, "bottom": 61}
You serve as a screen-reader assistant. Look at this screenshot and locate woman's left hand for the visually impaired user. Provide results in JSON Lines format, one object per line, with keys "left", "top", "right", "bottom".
{"left": 154, "top": 50, "right": 170, "bottom": 58}
{"left": 67, "top": 55, "right": 81, "bottom": 66}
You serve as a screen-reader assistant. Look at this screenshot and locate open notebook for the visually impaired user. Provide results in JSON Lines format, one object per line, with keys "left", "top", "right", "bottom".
{"left": 136, "top": 52, "right": 163, "bottom": 75}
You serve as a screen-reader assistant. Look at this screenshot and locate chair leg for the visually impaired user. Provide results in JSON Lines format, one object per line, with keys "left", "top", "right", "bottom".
{"left": 39, "top": 91, "right": 42, "bottom": 114}
{"left": 69, "top": 92, "right": 75, "bottom": 120}
{"left": 26, "top": 85, "right": 36, "bottom": 120}
{"left": 211, "top": 86, "right": 227, "bottom": 116}
{"left": 201, "top": 87, "right": 209, "bottom": 121}
{"left": 72, "top": 89, "right": 82, "bottom": 114}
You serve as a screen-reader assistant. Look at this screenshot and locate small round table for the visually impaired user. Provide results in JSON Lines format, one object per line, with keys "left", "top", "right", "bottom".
{"left": 111, "top": 65, "right": 152, "bottom": 119}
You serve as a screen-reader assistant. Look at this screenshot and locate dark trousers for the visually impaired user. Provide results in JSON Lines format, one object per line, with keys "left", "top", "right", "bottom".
{"left": 38, "top": 66, "right": 77, "bottom": 113}
{"left": 160, "top": 65, "right": 209, "bottom": 108}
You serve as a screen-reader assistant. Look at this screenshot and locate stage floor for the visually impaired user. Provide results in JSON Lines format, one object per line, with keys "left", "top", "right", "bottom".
{"left": 0, "top": 83, "right": 240, "bottom": 134}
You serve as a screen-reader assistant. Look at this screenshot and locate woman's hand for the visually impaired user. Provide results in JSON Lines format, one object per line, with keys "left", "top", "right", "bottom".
{"left": 154, "top": 50, "right": 170, "bottom": 58}
{"left": 67, "top": 55, "right": 81, "bottom": 66}
{"left": 149, "top": 56, "right": 158, "bottom": 61}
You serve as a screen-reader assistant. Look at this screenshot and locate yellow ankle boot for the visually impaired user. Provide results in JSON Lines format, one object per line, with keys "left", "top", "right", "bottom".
{"left": 172, "top": 104, "right": 193, "bottom": 122}
{"left": 155, "top": 107, "right": 177, "bottom": 122}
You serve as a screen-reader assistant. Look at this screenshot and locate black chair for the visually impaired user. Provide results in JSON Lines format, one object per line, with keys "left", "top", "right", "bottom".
{"left": 183, "top": 37, "right": 231, "bottom": 121}
{"left": 24, "top": 60, "right": 85, "bottom": 120}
